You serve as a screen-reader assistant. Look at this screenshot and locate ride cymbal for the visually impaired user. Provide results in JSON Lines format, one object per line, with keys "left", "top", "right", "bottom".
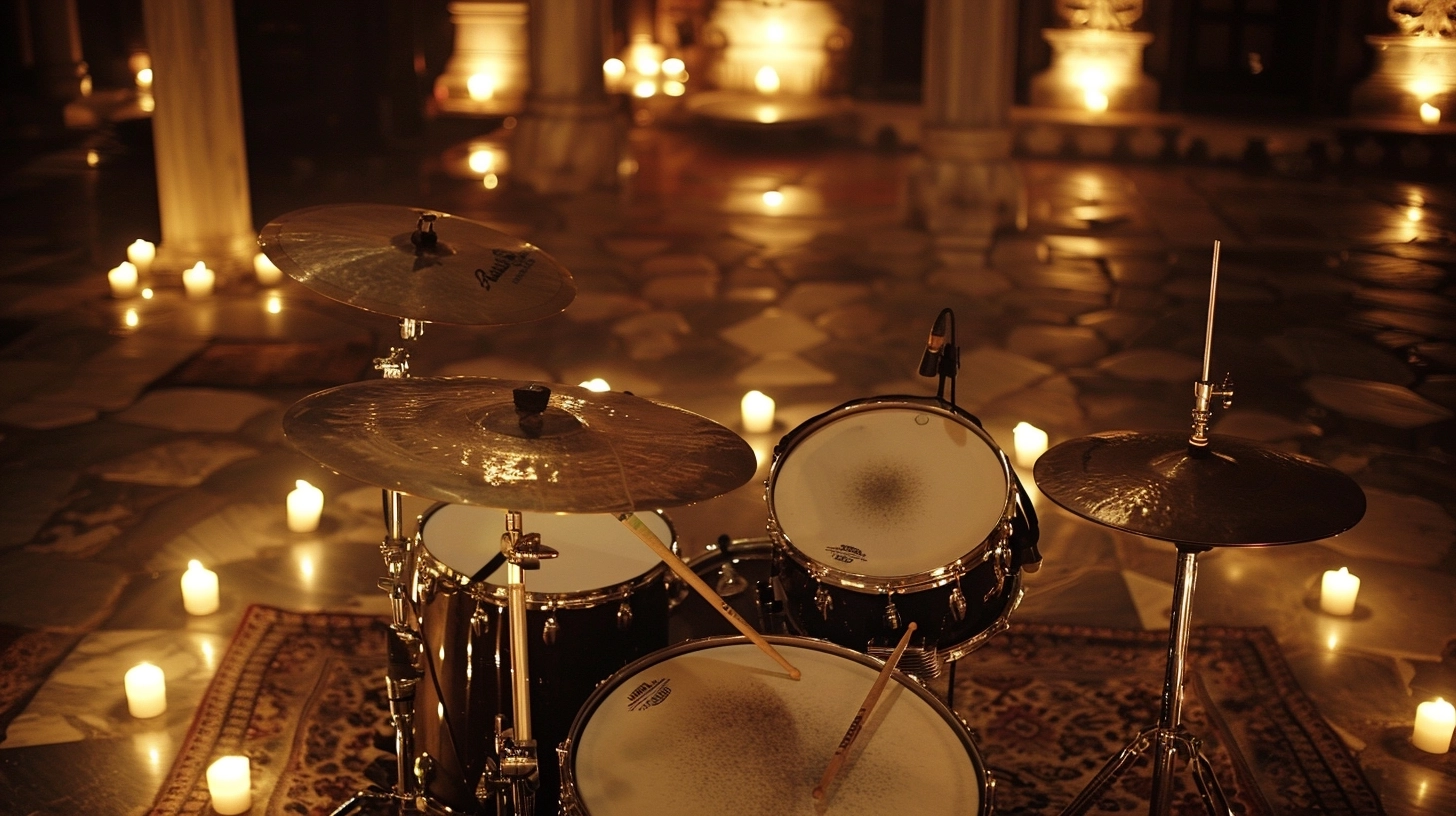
{"left": 282, "top": 377, "right": 757, "bottom": 514}
{"left": 1032, "top": 431, "right": 1366, "bottom": 547}
{"left": 258, "top": 204, "right": 575, "bottom": 325}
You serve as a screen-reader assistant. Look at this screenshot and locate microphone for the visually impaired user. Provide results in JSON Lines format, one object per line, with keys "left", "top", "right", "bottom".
{"left": 918, "top": 311, "right": 950, "bottom": 377}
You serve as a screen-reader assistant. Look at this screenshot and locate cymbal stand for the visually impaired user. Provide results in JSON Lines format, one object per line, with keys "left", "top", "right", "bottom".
{"left": 1060, "top": 241, "right": 1235, "bottom": 816}
{"left": 331, "top": 316, "right": 429, "bottom": 814}
{"left": 478, "top": 510, "right": 557, "bottom": 816}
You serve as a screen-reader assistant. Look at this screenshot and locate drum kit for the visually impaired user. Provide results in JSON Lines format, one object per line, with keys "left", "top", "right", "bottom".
{"left": 261, "top": 206, "right": 1364, "bottom": 816}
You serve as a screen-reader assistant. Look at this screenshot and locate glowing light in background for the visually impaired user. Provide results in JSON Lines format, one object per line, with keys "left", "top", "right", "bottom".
{"left": 266, "top": 295, "right": 282, "bottom": 314}
{"left": 298, "top": 553, "right": 315, "bottom": 584}
{"left": 142, "top": 288, "right": 154, "bottom": 300}
{"left": 754, "top": 66, "right": 781, "bottom": 94}
{"left": 1421, "top": 103, "right": 1441, "bottom": 125}
{"left": 755, "top": 105, "right": 780, "bottom": 124}
{"left": 578, "top": 378, "right": 610, "bottom": 392}
{"left": 664, "top": 80, "right": 686, "bottom": 97}
{"left": 765, "top": 21, "right": 787, "bottom": 44}
{"left": 1407, "top": 206, "right": 1424, "bottom": 222}
{"left": 662, "top": 58, "right": 686, "bottom": 78}
{"left": 1083, "top": 89, "right": 1110, "bottom": 113}
{"left": 468, "top": 148, "right": 496, "bottom": 174}
{"left": 136, "top": 67, "right": 153, "bottom": 90}
{"left": 200, "top": 638, "right": 216, "bottom": 671}
{"left": 633, "top": 80, "right": 657, "bottom": 98}
{"left": 466, "top": 73, "right": 496, "bottom": 101}
{"left": 86, "top": 150, "right": 99, "bottom": 167}
{"left": 483, "top": 173, "right": 499, "bottom": 190}
{"left": 762, "top": 190, "right": 784, "bottom": 207}
{"left": 603, "top": 58, "right": 626, "bottom": 84}
{"left": 124, "top": 308, "right": 139, "bottom": 328}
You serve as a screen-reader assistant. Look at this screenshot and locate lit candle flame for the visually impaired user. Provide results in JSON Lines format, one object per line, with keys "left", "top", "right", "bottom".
{"left": 754, "top": 66, "right": 781, "bottom": 95}
{"left": 466, "top": 73, "right": 495, "bottom": 101}
{"left": 1420, "top": 103, "right": 1441, "bottom": 125}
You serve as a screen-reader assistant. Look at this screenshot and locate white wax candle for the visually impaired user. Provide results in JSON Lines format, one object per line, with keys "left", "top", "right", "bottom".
{"left": 183, "top": 262, "right": 215, "bottom": 297}
{"left": 287, "top": 480, "right": 324, "bottom": 533}
{"left": 1413, "top": 697, "right": 1456, "bottom": 754}
{"left": 127, "top": 239, "right": 155, "bottom": 273}
{"left": 206, "top": 755, "right": 252, "bottom": 814}
{"left": 181, "top": 559, "right": 219, "bottom": 615}
{"left": 253, "top": 252, "right": 282, "bottom": 286}
{"left": 108, "top": 262, "right": 138, "bottom": 298}
{"left": 1013, "top": 422, "right": 1049, "bottom": 468}
{"left": 1420, "top": 103, "right": 1441, "bottom": 126}
{"left": 124, "top": 662, "right": 166, "bottom": 718}
{"left": 741, "top": 391, "right": 775, "bottom": 433}
{"left": 1319, "top": 567, "right": 1360, "bottom": 616}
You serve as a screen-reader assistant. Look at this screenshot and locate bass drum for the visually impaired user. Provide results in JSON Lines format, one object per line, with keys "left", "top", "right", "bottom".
{"left": 768, "top": 396, "right": 1037, "bottom": 675}
{"left": 410, "top": 504, "right": 675, "bottom": 814}
{"left": 558, "top": 636, "right": 992, "bottom": 816}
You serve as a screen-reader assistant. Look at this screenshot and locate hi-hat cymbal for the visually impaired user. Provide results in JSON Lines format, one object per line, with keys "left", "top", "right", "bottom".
{"left": 1032, "top": 432, "right": 1366, "bottom": 547}
{"left": 258, "top": 204, "right": 575, "bottom": 325}
{"left": 282, "top": 377, "right": 757, "bottom": 514}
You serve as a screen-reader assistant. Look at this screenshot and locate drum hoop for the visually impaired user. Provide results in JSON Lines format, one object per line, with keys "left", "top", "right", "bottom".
{"left": 939, "top": 576, "right": 1024, "bottom": 663}
{"left": 559, "top": 634, "right": 991, "bottom": 816}
{"left": 766, "top": 396, "right": 1015, "bottom": 592}
{"left": 415, "top": 504, "right": 677, "bottom": 609}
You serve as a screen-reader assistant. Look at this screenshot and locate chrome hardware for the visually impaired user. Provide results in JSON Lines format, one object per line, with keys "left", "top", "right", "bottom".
{"left": 542, "top": 614, "right": 559, "bottom": 645}
{"left": 983, "top": 530, "right": 1012, "bottom": 603}
{"left": 470, "top": 601, "right": 490, "bottom": 637}
{"left": 883, "top": 595, "right": 901, "bottom": 630}
{"left": 948, "top": 585, "right": 968, "bottom": 622}
{"left": 814, "top": 585, "right": 833, "bottom": 619}
{"left": 617, "top": 600, "right": 633, "bottom": 630}
{"left": 1189, "top": 373, "right": 1234, "bottom": 449}
{"left": 715, "top": 562, "right": 748, "bottom": 597}
{"left": 373, "top": 346, "right": 410, "bottom": 379}
{"left": 867, "top": 642, "right": 943, "bottom": 679}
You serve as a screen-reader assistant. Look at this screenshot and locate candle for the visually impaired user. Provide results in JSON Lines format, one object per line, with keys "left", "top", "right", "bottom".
{"left": 108, "top": 262, "right": 138, "bottom": 298}
{"left": 741, "top": 391, "right": 775, "bottom": 433}
{"left": 1420, "top": 103, "right": 1441, "bottom": 126}
{"left": 181, "top": 560, "right": 219, "bottom": 615}
{"left": 1319, "top": 567, "right": 1360, "bottom": 616}
{"left": 1012, "top": 422, "right": 1049, "bottom": 469}
{"left": 206, "top": 755, "right": 252, "bottom": 814}
{"left": 1414, "top": 697, "right": 1456, "bottom": 754}
{"left": 124, "top": 662, "right": 166, "bottom": 719}
{"left": 287, "top": 480, "right": 324, "bottom": 533}
{"left": 253, "top": 252, "right": 282, "bottom": 286}
{"left": 183, "top": 262, "right": 215, "bottom": 297}
{"left": 126, "top": 239, "right": 155, "bottom": 274}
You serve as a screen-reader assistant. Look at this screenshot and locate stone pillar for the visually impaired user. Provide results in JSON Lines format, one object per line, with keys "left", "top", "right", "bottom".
{"left": 142, "top": 0, "right": 256, "bottom": 281}
{"left": 27, "top": 0, "right": 90, "bottom": 102}
{"left": 909, "top": 0, "right": 1024, "bottom": 265}
{"left": 513, "top": 0, "right": 622, "bottom": 193}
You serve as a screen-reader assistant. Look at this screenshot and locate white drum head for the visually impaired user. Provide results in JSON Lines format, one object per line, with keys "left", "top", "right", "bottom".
{"left": 420, "top": 505, "right": 670, "bottom": 594}
{"left": 772, "top": 404, "right": 1008, "bottom": 577}
{"left": 571, "top": 640, "right": 982, "bottom": 816}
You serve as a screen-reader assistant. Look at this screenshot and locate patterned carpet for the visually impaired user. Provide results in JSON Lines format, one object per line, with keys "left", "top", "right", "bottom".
{"left": 148, "top": 607, "right": 1383, "bottom": 815}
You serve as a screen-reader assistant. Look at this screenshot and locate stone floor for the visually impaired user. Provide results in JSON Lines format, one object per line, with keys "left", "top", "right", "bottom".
{"left": 0, "top": 123, "right": 1454, "bottom": 815}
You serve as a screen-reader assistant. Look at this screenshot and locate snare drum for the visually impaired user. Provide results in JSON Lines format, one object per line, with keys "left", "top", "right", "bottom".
{"left": 559, "top": 636, "right": 992, "bottom": 815}
{"left": 769, "top": 396, "right": 1033, "bottom": 673}
{"left": 410, "top": 504, "right": 675, "bottom": 813}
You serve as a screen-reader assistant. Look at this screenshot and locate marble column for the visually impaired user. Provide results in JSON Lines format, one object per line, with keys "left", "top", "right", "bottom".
{"left": 909, "top": 0, "right": 1024, "bottom": 266}
{"left": 513, "top": 0, "right": 623, "bottom": 193}
{"left": 142, "top": 0, "right": 256, "bottom": 281}
{"left": 26, "top": 0, "right": 90, "bottom": 102}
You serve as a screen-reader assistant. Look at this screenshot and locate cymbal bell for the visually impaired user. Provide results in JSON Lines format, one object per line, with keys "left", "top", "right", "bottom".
{"left": 282, "top": 377, "right": 758, "bottom": 514}
{"left": 258, "top": 204, "right": 575, "bottom": 325}
{"left": 1032, "top": 431, "right": 1366, "bottom": 547}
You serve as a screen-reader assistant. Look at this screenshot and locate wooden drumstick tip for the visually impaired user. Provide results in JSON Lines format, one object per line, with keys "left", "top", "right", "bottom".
{"left": 813, "top": 622, "right": 917, "bottom": 800}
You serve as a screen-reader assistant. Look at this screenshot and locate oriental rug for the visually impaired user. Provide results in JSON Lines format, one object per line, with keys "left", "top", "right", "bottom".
{"left": 149, "top": 607, "right": 1383, "bottom": 815}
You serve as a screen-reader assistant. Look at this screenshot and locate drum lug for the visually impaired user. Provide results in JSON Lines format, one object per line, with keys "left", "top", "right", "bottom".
{"left": 814, "top": 585, "right": 833, "bottom": 620}
{"left": 948, "top": 585, "right": 968, "bottom": 622}
{"left": 617, "top": 600, "right": 633, "bottom": 630}
{"left": 470, "top": 601, "right": 491, "bottom": 637}
{"left": 542, "top": 614, "right": 559, "bottom": 645}
{"left": 984, "top": 530, "right": 1012, "bottom": 603}
{"left": 883, "top": 595, "right": 901, "bottom": 630}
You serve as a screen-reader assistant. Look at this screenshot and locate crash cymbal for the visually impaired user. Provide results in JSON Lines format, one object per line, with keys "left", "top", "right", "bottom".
{"left": 1032, "top": 431, "right": 1366, "bottom": 547}
{"left": 282, "top": 377, "right": 757, "bottom": 514}
{"left": 258, "top": 204, "right": 575, "bottom": 325}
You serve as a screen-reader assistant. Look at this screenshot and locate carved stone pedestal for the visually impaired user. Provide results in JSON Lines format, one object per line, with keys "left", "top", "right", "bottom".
{"left": 1031, "top": 28, "right": 1158, "bottom": 112}
{"left": 434, "top": 1, "right": 529, "bottom": 116}
{"left": 1351, "top": 35, "right": 1456, "bottom": 122}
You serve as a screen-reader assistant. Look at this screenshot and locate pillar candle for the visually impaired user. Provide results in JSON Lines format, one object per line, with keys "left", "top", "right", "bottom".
{"left": 181, "top": 560, "right": 219, "bottom": 615}
{"left": 287, "top": 480, "right": 324, "bottom": 533}
{"left": 1413, "top": 697, "right": 1456, "bottom": 754}
{"left": 253, "top": 252, "right": 282, "bottom": 286}
{"left": 126, "top": 239, "right": 155, "bottom": 274}
{"left": 1420, "top": 103, "right": 1441, "bottom": 126}
{"left": 741, "top": 391, "right": 775, "bottom": 433}
{"left": 182, "top": 262, "right": 215, "bottom": 297}
{"left": 108, "top": 262, "right": 139, "bottom": 298}
{"left": 124, "top": 662, "right": 166, "bottom": 718}
{"left": 1319, "top": 567, "right": 1360, "bottom": 616}
{"left": 1013, "top": 422, "right": 1049, "bottom": 468}
{"left": 206, "top": 755, "right": 252, "bottom": 814}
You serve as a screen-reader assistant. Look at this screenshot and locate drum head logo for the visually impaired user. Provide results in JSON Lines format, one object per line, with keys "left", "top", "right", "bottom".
{"left": 626, "top": 678, "right": 671, "bottom": 711}
{"left": 825, "top": 544, "right": 869, "bottom": 565}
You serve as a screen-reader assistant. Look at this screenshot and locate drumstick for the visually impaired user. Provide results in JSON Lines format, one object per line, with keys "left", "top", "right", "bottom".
{"left": 617, "top": 512, "right": 801, "bottom": 681}
{"left": 812, "top": 622, "right": 918, "bottom": 800}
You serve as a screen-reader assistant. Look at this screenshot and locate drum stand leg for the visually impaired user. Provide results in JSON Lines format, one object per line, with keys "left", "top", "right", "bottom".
{"left": 1058, "top": 544, "right": 1232, "bottom": 816}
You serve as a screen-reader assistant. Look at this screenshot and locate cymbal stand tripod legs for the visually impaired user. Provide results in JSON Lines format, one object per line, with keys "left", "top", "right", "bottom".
{"left": 1058, "top": 544, "right": 1232, "bottom": 816}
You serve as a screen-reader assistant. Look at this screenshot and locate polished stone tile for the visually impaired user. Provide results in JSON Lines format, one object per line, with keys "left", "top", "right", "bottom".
{"left": 114, "top": 388, "right": 278, "bottom": 434}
